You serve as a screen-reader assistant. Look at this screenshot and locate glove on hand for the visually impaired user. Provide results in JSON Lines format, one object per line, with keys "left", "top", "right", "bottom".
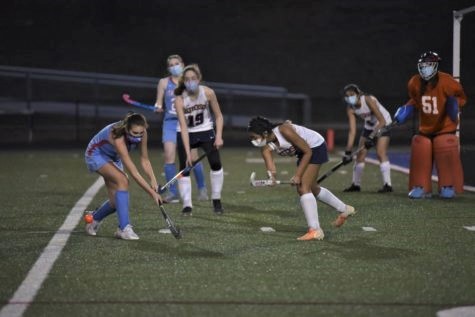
{"left": 342, "top": 151, "right": 353, "bottom": 165}
{"left": 364, "top": 137, "right": 376, "bottom": 149}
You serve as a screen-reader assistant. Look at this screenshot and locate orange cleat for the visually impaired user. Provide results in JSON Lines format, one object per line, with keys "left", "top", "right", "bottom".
{"left": 297, "top": 228, "right": 325, "bottom": 241}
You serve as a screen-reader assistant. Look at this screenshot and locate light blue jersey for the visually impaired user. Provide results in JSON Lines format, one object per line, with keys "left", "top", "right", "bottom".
{"left": 162, "top": 77, "right": 179, "bottom": 143}
{"left": 85, "top": 122, "right": 136, "bottom": 172}
{"left": 164, "top": 77, "right": 178, "bottom": 119}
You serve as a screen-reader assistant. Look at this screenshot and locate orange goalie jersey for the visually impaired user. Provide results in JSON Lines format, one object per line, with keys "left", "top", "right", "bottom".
{"left": 406, "top": 71, "right": 467, "bottom": 135}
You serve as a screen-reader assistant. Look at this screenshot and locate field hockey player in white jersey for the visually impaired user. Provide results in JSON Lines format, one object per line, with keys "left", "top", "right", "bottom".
{"left": 342, "top": 83, "right": 393, "bottom": 193}
{"left": 248, "top": 116, "right": 355, "bottom": 241}
{"left": 154, "top": 54, "right": 208, "bottom": 203}
{"left": 174, "top": 64, "right": 225, "bottom": 216}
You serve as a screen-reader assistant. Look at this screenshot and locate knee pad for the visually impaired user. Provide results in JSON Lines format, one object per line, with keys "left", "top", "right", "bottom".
{"left": 433, "top": 134, "right": 464, "bottom": 193}
{"left": 409, "top": 135, "right": 433, "bottom": 193}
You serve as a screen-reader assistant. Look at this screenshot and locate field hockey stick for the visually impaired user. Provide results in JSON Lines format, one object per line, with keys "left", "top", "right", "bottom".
{"left": 249, "top": 172, "right": 292, "bottom": 187}
{"left": 317, "top": 121, "right": 398, "bottom": 184}
{"left": 158, "top": 151, "right": 209, "bottom": 194}
{"left": 158, "top": 203, "right": 181, "bottom": 239}
{"left": 122, "top": 93, "right": 157, "bottom": 111}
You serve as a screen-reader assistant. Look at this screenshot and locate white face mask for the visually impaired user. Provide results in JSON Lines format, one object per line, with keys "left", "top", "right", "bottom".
{"left": 344, "top": 95, "right": 358, "bottom": 106}
{"left": 251, "top": 138, "right": 267, "bottom": 147}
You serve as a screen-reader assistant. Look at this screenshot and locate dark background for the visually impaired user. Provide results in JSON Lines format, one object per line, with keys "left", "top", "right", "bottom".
{"left": 2, "top": 0, "right": 474, "bottom": 118}
{"left": 2, "top": 0, "right": 475, "bottom": 185}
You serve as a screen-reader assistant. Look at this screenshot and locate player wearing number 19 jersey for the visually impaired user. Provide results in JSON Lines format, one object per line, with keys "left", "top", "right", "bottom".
{"left": 394, "top": 51, "right": 467, "bottom": 199}
{"left": 174, "top": 64, "right": 224, "bottom": 216}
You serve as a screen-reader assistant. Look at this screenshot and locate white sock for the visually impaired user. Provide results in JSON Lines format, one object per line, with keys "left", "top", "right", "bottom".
{"left": 352, "top": 162, "right": 365, "bottom": 185}
{"left": 210, "top": 168, "right": 224, "bottom": 200}
{"left": 380, "top": 161, "right": 392, "bottom": 186}
{"left": 300, "top": 193, "right": 320, "bottom": 229}
{"left": 317, "top": 187, "right": 346, "bottom": 212}
{"left": 178, "top": 176, "right": 192, "bottom": 208}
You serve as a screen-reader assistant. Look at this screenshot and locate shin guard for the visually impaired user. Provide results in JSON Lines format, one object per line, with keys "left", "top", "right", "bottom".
{"left": 409, "top": 135, "right": 433, "bottom": 193}
{"left": 433, "top": 134, "right": 464, "bottom": 193}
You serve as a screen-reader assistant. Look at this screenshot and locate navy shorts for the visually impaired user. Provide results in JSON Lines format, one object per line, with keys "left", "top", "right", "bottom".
{"left": 296, "top": 142, "right": 329, "bottom": 166}
{"left": 362, "top": 127, "right": 391, "bottom": 139}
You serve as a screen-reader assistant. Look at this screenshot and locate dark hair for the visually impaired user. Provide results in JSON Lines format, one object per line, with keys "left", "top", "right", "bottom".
{"left": 342, "top": 83, "right": 363, "bottom": 95}
{"left": 111, "top": 112, "right": 148, "bottom": 139}
{"left": 174, "top": 64, "right": 202, "bottom": 96}
{"left": 247, "top": 116, "right": 279, "bottom": 135}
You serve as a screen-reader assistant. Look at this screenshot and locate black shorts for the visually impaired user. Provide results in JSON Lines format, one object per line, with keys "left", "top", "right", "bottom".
{"left": 176, "top": 129, "right": 222, "bottom": 172}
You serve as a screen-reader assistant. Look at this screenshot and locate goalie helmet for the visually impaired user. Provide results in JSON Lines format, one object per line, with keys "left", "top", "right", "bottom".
{"left": 417, "top": 51, "right": 441, "bottom": 81}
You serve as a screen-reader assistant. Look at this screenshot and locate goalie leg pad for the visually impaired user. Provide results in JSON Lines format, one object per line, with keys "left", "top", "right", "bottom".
{"left": 433, "top": 134, "right": 464, "bottom": 193}
{"left": 409, "top": 135, "right": 433, "bottom": 193}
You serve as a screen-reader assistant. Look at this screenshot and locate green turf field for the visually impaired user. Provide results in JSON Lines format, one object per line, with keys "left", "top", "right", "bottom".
{"left": 1, "top": 148, "right": 474, "bottom": 317}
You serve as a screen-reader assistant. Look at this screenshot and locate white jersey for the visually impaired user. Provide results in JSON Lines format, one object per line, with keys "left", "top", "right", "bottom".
{"left": 271, "top": 124, "right": 325, "bottom": 156}
{"left": 353, "top": 95, "right": 392, "bottom": 130}
{"left": 177, "top": 86, "right": 214, "bottom": 133}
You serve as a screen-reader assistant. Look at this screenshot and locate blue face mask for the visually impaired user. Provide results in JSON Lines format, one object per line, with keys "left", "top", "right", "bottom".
{"left": 127, "top": 134, "right": 142, "bottom": 144}
{"left": 169, "top": 64, "right": 183, "bottom": 77}
{"left": 344, "top": 95, "right": 358, "bottom": 106}
{"left": 185, "top": 80, "right": 199, "bottom": 92}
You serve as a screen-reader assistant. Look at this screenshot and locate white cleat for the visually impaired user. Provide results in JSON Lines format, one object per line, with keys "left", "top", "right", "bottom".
{"left": 114, "top": 224, "right": 140, "bottom": 240}
{"left": 85, "top": 220, "right": 102, "bottom": 236}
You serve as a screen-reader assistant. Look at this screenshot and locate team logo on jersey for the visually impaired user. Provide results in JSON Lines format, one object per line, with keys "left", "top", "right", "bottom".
{"left": 277, "top": 146, "right": 297, "bottom": 157}
{"left": 184, "top": 104, "right": 207, "bottom": 114}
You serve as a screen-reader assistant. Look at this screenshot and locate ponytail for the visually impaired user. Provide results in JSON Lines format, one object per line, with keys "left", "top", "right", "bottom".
{"left": 111, "top": 112, "right": 148, "bottom": 139}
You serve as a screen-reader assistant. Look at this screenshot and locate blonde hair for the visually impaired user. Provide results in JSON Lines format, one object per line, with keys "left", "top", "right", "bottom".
{"left": 166, "top": 54, "right": 184, "bottom": 67}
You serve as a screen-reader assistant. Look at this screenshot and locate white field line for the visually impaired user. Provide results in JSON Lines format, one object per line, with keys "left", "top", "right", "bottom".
{"left": 364, "top": 157, "right": 475, "bottom": 193}
{"left": 0, "top": 177, "right": 104, "bottom": 317}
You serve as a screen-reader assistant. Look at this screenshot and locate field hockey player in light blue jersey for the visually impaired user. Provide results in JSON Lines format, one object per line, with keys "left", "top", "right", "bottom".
{"left": 155, "top": 54, "right": 208, "bottom": 204}
{"left": 84, "top": 112, "right": 162, "bottom": 240}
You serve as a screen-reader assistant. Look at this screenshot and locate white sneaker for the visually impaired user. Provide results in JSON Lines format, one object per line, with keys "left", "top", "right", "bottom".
{"left": 85, "top": 219, "right": 102, "bottom": 236}
{"left": 114, "top": 224, "right": 140, "bottom": 240}
{"left": 197, "top": 187, "right": 209, "bottom": 201}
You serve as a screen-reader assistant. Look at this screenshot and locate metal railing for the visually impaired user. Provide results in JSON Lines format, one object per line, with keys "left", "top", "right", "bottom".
{"left": 0, "top": 65, "right": 311, "bottom": 144}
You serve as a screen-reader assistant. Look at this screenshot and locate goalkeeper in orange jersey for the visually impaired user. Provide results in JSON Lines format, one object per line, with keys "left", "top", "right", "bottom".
{"left": 393, "top": 51, "right": 467, "bottom": 199}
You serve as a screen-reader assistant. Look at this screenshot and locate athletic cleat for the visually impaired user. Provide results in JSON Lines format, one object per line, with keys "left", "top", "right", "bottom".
{"left": 182, "top": 206, "right": 193, "bottom": 216}
{"left": 163, "top": 192, "right": 180, "bottom": 204}
{"left": 85, "top": 219, "right": 102, "bottom": 236}
{"left": 333, "top": 205, "right": 356, "bottom": 228}
{"left": 197, "top": 187, "right": 209, "bottom": 201}
{"left": 114, "top": 224, "right": 139, "bottom": 240}
{"left": 297, "top": 228, "right": 324, "bottom": 241}
{"left": 377, "top": 183, "right": 393, "bottom": 193}
{"left": 343, "top": 183, "right": 361, "bottom": 192}
{"left": 408, "top": 186, "right": 432, "bottom": 199}
{"left": 212, "top": 199, "right": 224, "bottom": 214}
{"left": 439, "top": 186, "right": 455, "bottom": 199}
